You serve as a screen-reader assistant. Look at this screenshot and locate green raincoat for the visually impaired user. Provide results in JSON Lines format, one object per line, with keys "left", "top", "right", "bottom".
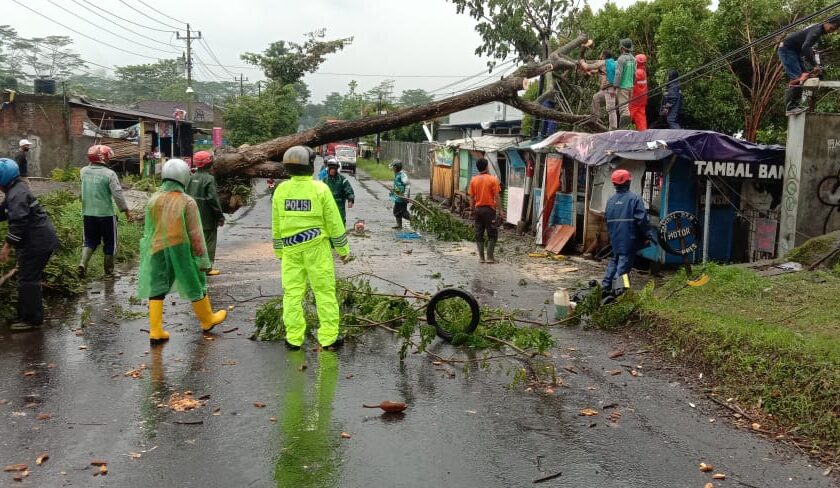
{"left": 323, "top": 172, "right": 355, "bottom": 226}
{"left": 137, "top": 180, "right": 210, "bottom": 301}
{"left": 185, "top": 168, "right": 225, "bottom": 265}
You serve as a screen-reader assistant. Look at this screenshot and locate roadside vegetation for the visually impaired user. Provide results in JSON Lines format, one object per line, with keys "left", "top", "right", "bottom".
{"left": 576, "top": 263, "right": 840, "bottom": 457}
{"left": 355, "top": 158, "right": 393, "bottom": 181}
{"left": 0, "top": 183, "right": 145, "bottom": 322}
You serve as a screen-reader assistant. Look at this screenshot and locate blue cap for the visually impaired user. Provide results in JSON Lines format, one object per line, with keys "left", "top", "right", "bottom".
{"left": 0, "top": 158, "right": 20, "bottom": 187}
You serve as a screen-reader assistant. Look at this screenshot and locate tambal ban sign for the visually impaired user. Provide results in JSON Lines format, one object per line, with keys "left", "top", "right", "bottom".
{"left": 658, "top": 211, "right": 700, "bottom": 256}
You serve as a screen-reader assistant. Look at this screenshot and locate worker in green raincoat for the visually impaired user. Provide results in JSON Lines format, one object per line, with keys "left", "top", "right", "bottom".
{"left": 185, "top": 150, "right": 225, "bottom": 276}
{"left": 272, "top": 146, "right": 350, "bottom": 350}
{"left": 323, "top": 159, "right": 354, "bottom": 227}
{"left": 137, "top": 158, "right": 227, "bottom": 343}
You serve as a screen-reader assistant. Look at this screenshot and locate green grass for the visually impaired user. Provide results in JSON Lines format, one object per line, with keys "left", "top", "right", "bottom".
{"left": 356, "top": 158, "right": 394, "bottom": 181}
{"left": 642, "top": 264, "right": 840, "bottom": 453}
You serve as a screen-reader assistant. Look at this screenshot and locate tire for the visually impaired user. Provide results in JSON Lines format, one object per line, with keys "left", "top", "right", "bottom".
{"left": 426, "top": 288, "right": 481, "bottom": 342}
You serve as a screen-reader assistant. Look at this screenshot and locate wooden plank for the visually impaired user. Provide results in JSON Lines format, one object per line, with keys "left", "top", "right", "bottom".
{"left": 545, "top": 224, "right": 576, "bottom": 254}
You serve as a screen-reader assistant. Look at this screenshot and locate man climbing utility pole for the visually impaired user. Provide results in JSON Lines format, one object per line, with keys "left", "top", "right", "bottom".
{"left": 778, "top": 14, "right": 840, "bottom": 113}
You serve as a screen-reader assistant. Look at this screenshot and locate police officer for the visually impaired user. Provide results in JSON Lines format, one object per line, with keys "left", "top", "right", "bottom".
{"left": 272, "top": 146, "right": 350, "bottom": 350}
{"left": 602, "top": 169, "right": 649, "bottom": 292}
{"left": 0, "top": 158, "right": 59, "bottom": 330}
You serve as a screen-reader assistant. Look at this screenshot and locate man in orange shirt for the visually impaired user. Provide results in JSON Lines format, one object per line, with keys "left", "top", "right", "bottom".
{"left": 468, "top": 158, "right": 502, "bottom": 263}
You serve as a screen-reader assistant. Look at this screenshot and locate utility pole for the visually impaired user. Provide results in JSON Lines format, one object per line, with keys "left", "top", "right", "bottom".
{"left": 235, "top": 74, "right": 249, "bottom": 97}
{"left": 376, "top": 93, "right": 382, "bottom": 165}
{"left": 176, "top": 24, "right": 201, "bottom": 122}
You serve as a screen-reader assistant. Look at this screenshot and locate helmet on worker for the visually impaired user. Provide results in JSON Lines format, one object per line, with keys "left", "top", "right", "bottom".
{"left": 282, "top": 146, "right": 316, "bottom": 176}
{"left": 634, "top": 53, "right": 647, "bottom": 66}
{"left": 0, "top": 158, "right": 20, "bottom": 189}
{"left": 611, "top": 169, "right": 632, "bottom": 186}
{"left": 193, "top": 150, "right": 214, "bottom": 169}
{"left": 87, "top": 144, "right": 114, "bottom": 164}
{"left": 390, "top": 160, "right": 403, "bottom": 172}
{"left": 162, "top": 158, "right": 191, "bottom": 188}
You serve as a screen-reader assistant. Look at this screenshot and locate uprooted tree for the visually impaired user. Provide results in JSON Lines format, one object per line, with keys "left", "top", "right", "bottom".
{"left": 212, "top": 34, "right": 601, "bottom": 183}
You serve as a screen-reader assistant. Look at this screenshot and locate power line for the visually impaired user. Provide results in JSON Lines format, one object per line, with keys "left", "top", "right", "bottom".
{"left": 428, "top": 58, "right": 517, "bottom": 95}
{"left": 193, "top": 52, "right": 226, "bottom": 82}
{"left": 11, "top": 0, "right": 162, "bottom": 61}
{"left": 47, "top": 0, "right": 180, "bottom": 55}
{"left": 431, "top": 63, "right": 518, "bottom": 99}
{"left": 79, "top": 0, "right": 173, "bottom": 33}
{"left": 198, "top": 37, "right": 236, "bottom": 78}
{"left": 118, "top": 0, "right": 182, "bottom": 30}
{"left": 137, "top": 0, "right": 187, "bottom": 26}
{"left": 69, "top": 0, "right": 179, "bottom": 50}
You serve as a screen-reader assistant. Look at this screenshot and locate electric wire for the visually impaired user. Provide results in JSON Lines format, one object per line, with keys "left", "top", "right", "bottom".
{"left": 47, "top": 0, "right": 180, "bottom": 55}
{"left": 193, "top": 52, "right": 227, "bottom": 82}
{"left": 137, "top": 0, "right": 187, "bottom": 26}
{"left": 118, "top": 0, "right": 183, "bottom": 30}
{"left": 80, "top": 0, "right": 173, "bottom": 33}
{"left": 69, "top": 0, "right": 179, "bottom": 50}
{"left": 427, "top": 58, "right": 517, "bottom": 95}
{"left": 432, "top": 63, "right": 518, "bottom": 99}
{"left": 11, "top": 0, "right": 162, "bottom": 61}
{"left": 198, "top": 38, "right": 237, "bottom": 78}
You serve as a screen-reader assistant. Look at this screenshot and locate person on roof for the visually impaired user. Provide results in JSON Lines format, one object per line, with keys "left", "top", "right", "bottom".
{"left": 629, "top": 54, "right": 648, "bottom": 131}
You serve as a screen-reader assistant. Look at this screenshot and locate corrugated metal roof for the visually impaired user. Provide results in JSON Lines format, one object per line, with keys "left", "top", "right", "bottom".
{"left": 444, "top": 134, "right": 522, "bottom": 152}
{"left": 69, "top": 96, "right": 178, "bottom": 121}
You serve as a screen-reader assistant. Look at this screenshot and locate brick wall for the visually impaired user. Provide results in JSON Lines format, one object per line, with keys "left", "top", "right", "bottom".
{"left": 0, "top": 93, "right": 71, "bottom": 176}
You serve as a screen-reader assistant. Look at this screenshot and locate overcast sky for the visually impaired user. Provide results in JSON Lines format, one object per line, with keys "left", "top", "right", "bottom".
{"left": 5, "top": 0, "right": 635, "bottom": 103}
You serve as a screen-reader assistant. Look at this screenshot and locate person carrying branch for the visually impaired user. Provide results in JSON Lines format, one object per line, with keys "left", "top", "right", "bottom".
{"left": 468, "top": 158, "right": 502, "bottom": 264}
{"left": 579, "top": 50, "right": 617, "bottom": 130}
{"left": 272, "top": 146, "right": 351, "bottom": 351}
{"left": 137, "top": 158, "right": 227, "bottom": 343}
{"left": 0, "top": 158, "right": 59, "bottom": 331}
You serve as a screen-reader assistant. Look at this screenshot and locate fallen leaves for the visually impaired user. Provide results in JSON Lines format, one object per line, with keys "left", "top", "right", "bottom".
{"left": 212, "top": 408, "right": 221, "bottom": 416}
{"left": 36, "top": 412, "right": 52, "bottom": 421}
{"left": 607, "top": 349, "right": 625, "bottom": 359}
{"left": 253, "top": 402, "right": 266, "bottom": 409}
{"left": 221, "top": 359, "right": 238, "bottom": 366}
{"left": 751, "top": 422, "right": 762, "bottom": 431}
{"left": 12, "top": 469, "right": 29, "bottom": 482}
{"left": 35, "top": 454, "right": 48, "bottom": 466}
{"left": 608, "top": 369, "right": 622, "bottom": 376}
{"left": 340, "top": 432, "right": 352, "bottom": 439}
{"left": 712, "top": 473, "right": 726, "bottom": 480}
{"left": 608, "top": 411, "right": 622, "bottom": 424}
{"left": 578, "top": 408, "right": 599, "bottom": 417}
{"left": 79, "top": 345, "right": 88, "bottom": 350}
{"left": 298, "top": 364, "right": 307, "bottom": 371}
{"left": 23, "top": 371, "right": 35, "bottom": 377}
{"left": 124, "top": 364, "right": 148, "bottom": 379}
{"left": 3, "top": 465, "right": 28, "bottom": 472}
{"left": 90, "top": 460, "right": 107, "bottom": 467}
{"left": 269, "top": 417, "right": 277, "bottom": 423}
{"left": 704, "top": 484, "right": 714, "bottom": 488}
{"left": 699, "top": 462, "right": 714, "bottom": 472}
{"left": 166, "top": 392, "right": 202, "bottom": 412}
{"left": 0, "top": 399, "right": 8, "bottom": 405}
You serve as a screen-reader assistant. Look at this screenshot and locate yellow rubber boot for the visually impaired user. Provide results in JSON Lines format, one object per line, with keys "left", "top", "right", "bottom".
{"left": 148, "top": 299, "right": 169, "bottom": 342}
{"left": 206, "top": 269, "right": 221, "bottom": 276}
{"left": 191, "top": 295, "right": 227, "bottom": 332}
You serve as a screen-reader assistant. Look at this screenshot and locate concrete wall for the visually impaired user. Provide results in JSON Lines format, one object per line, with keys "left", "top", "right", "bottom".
{"left": 779, "top": 112, "right": 840, "bottom": 254}
{"left": 0, "top": 93, "right": 72, "bottom": 176}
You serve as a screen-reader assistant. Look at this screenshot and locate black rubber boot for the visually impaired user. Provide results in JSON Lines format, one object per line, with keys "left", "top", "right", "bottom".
{"left": 477, "top": 242, "right": 486, "bottom": 263}
{"left": 486, "top": 240, "right": 497, "bottom": 263}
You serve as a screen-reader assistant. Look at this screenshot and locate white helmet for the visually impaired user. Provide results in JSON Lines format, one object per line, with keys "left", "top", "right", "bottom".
{"left": 19, "top": 139, "right": 31, "bottom": 147}
{"left": 162, "top": 158, "right": 190, "bottom": 188}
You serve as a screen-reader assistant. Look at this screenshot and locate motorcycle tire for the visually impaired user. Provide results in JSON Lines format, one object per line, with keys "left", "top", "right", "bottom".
{"left": 426, "top": 288, "right": 481, "bottom": 342}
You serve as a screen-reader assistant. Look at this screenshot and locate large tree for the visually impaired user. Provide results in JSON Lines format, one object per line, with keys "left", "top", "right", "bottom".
{"left": 223, "top": 81, "right": 301, "bottom": 146}
{"left": 241, "top": 29, "right": 353, "bottom": 85}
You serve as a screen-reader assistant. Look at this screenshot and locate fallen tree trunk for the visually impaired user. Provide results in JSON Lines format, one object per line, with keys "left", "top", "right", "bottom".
{"left": 214, "top": 34, "right": 600, "bottom": 178}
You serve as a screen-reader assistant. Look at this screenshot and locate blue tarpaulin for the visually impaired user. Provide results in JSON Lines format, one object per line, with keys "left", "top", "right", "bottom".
{"left": 555, "top": 129, "right": 785, "bottom": 166}
{"left": 505, "top": 149, "right": 526, "bottom": 169}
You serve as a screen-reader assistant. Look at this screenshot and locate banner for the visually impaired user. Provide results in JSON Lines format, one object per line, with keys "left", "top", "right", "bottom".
{"left": 212, "top": 127, "right": 223, "bottom": 148}
{"left": 83, "top": 121, "right": 140, "bottom": 141}
{"left": 434, "top": 147, "right": 454, "bottom": 167}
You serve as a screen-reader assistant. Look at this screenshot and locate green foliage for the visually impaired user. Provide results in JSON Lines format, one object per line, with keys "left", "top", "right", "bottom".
{"left": 520, "top": 82, "right": 540, "bottom": 136}
{"left": 223, "top": 81, "right": 301, "bottom": 146}
{"left": 409, "top": 195, "right": 475, "bottom": 241}
{"left": 0, "top": 190, "right": 143, "bottom": 321}
{"left": 50, "top": 167, "right": 80, "bottom": 182}
{"left": 216, "top": 175, "right": 254, "bottom": 212}
{"left": 242, "top": 29, "right": 353, "bottom": 85}
{"left": 0, "top": 28, "right": 86, "bottom": 81}
{"left": 122, "top": 174, "right": 159, "bottom": 193}
{"left": 449, "top": 0, "right": 571, "bottom": 68}
{"left": 572, "top": 282, "right": 653, "bottom": 330}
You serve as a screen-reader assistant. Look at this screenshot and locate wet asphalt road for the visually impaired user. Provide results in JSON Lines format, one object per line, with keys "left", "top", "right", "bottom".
{"left": 0, "top": 171, "right": 834, "bottom": 487}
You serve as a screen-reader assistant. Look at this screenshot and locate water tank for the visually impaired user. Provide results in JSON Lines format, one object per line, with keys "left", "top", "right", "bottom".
{"left": 34, "top": 78, "right": 56, "bottom": 95}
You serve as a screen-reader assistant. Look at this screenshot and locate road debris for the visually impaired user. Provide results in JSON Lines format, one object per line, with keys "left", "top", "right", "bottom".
{"left": 533, "top": 470, "right": 562, "bottom": 483}
{"left": 4, "top": 464, "right": 27, "bottom": 472}
{"left": 578, "top": 408, "right": 599, "bottom": 417}
{"left": 166, "top": 392, "right": 202, "bottom": 412}
{"left": 35, "top": 453, "right": 48, "bottom": 466}
{"left": 363, "top": 401, "right": 408, "bottom": 413}
{"left": 35, "top": 412, "right": 52, "bottom": 421}
{"left": 608, "top": 349, "right": 625, "bottom": 359}
{"left": 221, "top": 359, "right": 238, "bottom": 366}
{"left": 340, "top": 432, "right": 352, "bottom": 439}
{"left": 253, "top": 402, "right": 267, "bottom": 408}
{"left": 712, "top": 473, "right": 726, "bottom": 480}
{"left": 699, "top": 462, "right": 714, "bottom": 472}
{"left": 124, "top": 364, "right": 147, "bottom": 379}
{"left": 23, "top": 371, "right": 35, "bottom": 377}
